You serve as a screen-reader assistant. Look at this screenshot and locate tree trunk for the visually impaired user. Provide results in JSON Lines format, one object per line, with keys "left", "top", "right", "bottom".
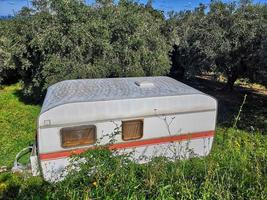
{"left": 169, "top": 45, "right": 185, "bottom": 80}
{"left": 225, "top": 70, "right": 238, "bottom": 91}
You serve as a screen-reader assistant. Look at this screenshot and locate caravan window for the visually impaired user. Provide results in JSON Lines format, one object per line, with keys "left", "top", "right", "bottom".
{"left": 122, "top": 120, "right": 143, "bottom": 141}
{"left": 60, "top": 125, "right": 96, "bottom": 148}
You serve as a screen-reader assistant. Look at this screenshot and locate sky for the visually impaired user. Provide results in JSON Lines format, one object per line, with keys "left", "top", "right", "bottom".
{"left": 0, "top": 0, "right": 267, "bottom": 16}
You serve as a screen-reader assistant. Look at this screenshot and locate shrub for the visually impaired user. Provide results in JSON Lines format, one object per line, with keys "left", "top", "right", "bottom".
{"left": 0, "top": 173, "right": 21, "bottom": 199}
{"left": 10, "top": 0, "right": 171, "bottom": 102}
{"left": 47, "top": 128, "right": 266, "bottom": 199}
{"left": 0, "top": 127, "right": 266, "bottom": 199}
{"left": 168, "top": 1, "right": 267, "bottom": 90}
{"left": 0, "top": 20, "right": 18, "bottom": 85}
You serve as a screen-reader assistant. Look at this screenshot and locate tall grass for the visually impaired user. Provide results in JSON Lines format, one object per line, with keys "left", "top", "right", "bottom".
{"left": 0, "top": 85, "right": 266, "bottom": 199}
{"left": 0, "top": 128, "right": 266, "bottom": 199}
{"left": 0, "top": 84, "right": 40, "bottom": 166}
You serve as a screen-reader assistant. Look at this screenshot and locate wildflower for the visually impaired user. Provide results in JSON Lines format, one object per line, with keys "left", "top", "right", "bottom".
{"left": 92, "top": 181, "right": 97, "bottom": 187}
{"left": 0, "top": 183, "right": 7, "bottom": 191}
{"left": 235, "top": 141, "right": 240, "bottom": 148}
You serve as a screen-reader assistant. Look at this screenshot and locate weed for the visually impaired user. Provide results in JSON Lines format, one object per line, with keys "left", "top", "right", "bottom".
{"left": 0, "top": 84, "right": 266, "bottom": 199}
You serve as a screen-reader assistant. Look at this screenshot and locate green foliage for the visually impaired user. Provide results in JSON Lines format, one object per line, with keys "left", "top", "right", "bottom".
{"left": 168, "top": 4, "right": 213, "bottom": 79}
{"left": 0, "top": 173, "right": 21, "bottom": 199}
{"left": 169, "top": 1, "right": 267, "bottom": 89}
{"left": 46, "top": 128, "right": 267, "bottom": 199}
{"left": 0, "top": 20, "right": 17, "bottom": 85}
{"left": 1, "top": 0, "right": 267, "bottom": 95}
{"left": 0, "top": 128, "right": 266, "bottom": 199}
{"left": 0, "top": 172, "right": 47, "bottom": 200}
{"left": 208, "top": 1, "right": 267, "bottom": 89}
{"left": 0, "top": 84, "right": 266, "bottom": 199}
{"left": 7, "top": 0, "right": 171, "bottom": 101}
{"left": 0, "top": 1, "right": 266, "bottom": 197}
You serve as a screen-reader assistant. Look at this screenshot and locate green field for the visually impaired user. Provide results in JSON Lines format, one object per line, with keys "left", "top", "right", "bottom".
{"left": 0, "top": 84, "right": 266, "bottom": 199}
{"left": 0, "top": 84, "right": 40, "bottom": 167}
{"left": 0, "top": 0, "right": 266, "bottom": 198}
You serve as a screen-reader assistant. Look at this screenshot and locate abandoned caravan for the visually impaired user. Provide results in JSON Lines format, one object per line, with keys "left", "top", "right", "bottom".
{"left": 14, "top": 76, "right": 217, "bottom": 182}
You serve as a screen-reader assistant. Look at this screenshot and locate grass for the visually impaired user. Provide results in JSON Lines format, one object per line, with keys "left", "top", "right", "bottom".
{"left": 0, "top": 84, "right": 40, "bottom": 166}
{"left": 0, "top": 84, "right": 266, "bottom": 199}
{"left": 53, "top": 129, "right": 267, "bottom": 199}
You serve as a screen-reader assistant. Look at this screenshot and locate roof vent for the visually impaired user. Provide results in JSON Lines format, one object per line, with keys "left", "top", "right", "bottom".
{"left": 135, "top": 81, "right": 155, "bottom": 88}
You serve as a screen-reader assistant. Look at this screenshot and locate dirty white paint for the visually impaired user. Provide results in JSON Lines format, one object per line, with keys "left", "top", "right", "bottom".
{"left": 33, "top": 77, "right": 217, "bottom": 182}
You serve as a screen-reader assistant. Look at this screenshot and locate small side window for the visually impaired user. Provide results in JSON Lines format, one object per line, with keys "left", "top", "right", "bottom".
{"left": 122, "top": 120, "right": 143, "bottom": 141}
{"left": 60, "top": 125, "right": 96, "bottom": 148}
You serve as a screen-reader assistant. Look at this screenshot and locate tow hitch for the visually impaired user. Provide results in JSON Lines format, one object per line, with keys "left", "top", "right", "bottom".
{"left": 12, "top": 144, "right": 40, "bottom": 176}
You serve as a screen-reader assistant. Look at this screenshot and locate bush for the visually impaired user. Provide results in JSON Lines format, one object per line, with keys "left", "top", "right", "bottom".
{"left": 0, "top": 173, "right": 21, "bottom": 199}
{"left": 0, "top": 172, "right": 48, "bottom": 200}
{"left": 1, "top": 127, "right": 265, "bottom": 199}
{"left": 0, "top": 20, "right": 18, "bottom": 85}
{"left": 47, "top": 128, "right": 267, "bottom": 199}
{"left": 9, "top": 0, "right": 171, "bottom": 102}
{"left": 168, "top": 1, "right": 267, "bottom": 89}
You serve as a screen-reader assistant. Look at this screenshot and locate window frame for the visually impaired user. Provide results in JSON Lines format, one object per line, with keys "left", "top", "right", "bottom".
{"left": 60, "top": 125, "right": 97, "bottom": 148}
{"left": 122, "top": 119, "right": 144, "bottom": 141}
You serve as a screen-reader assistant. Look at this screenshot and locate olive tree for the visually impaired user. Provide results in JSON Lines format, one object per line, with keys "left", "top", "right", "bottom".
{"left": 168, "top": 4, "right": 214, "bottom": 79}
{"left": 169, "top": 0, "right": 267, "bottom": 90}
{"left": 207, "top": 1, "right": 267, "bottom": 90}
{"left": 10, "top": 0, "right": 171, "bottom": 101}
{"left": 0, "top": 20, "right": 18, "bottom": 85}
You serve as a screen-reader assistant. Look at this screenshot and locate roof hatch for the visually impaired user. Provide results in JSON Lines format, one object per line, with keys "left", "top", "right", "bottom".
{"left": 135, "top": 81, "right": 155, "bottom": 88}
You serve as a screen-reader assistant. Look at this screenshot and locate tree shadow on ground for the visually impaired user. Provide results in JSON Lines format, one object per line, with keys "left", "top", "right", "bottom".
{"left": 183, "top": 76, "right": 267, "bottom": 134}
{"left": 13, "top": 89, "right": 43, "bottom": 106}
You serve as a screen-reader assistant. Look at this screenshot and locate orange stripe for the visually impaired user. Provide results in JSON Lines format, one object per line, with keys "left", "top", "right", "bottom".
{"left": 39, "top": 130, "right": 214, "bottom": 160}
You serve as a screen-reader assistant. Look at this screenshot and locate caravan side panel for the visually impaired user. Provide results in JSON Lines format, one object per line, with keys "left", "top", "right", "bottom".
{"left": 38, "top": 110, "right": 216, "bottom": 182}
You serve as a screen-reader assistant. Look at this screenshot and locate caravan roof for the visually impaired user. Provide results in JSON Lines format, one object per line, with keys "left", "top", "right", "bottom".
{"left": 39, "top": 77, "right": 216, "bottom": 127}
{"left": 41, "top": 76, "right": 201, "bottom": 113}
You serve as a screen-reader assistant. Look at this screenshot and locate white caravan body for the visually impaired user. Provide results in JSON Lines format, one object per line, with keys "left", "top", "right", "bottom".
{"left": 34, "top": 76, "right": 217, "bottom": 182}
